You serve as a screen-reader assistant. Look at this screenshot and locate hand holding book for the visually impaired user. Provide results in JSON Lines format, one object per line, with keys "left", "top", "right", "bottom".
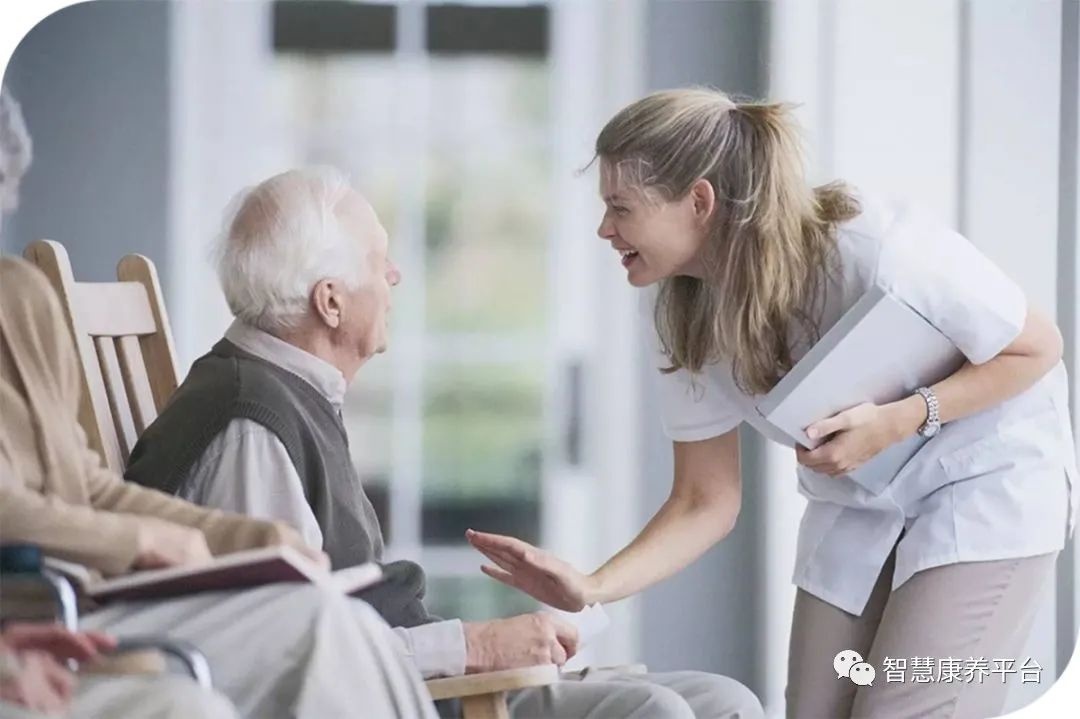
{"left": 45, "top": 546, "right": 370, "bottom": 603}
{"left": 795, "top": 398, "right": 928, "bottom": 477}
{"left": 132, "top": 517, "right": 214, "bottom": 571}
{"left": 131, "top": 517, "right": 328, "bottom": 574}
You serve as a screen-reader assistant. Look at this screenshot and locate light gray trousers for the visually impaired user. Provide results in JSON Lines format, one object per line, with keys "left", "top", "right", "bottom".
{"left": 71, "top": 581, "right": 763, "bottom": 719}
{"left": 511, "top": 668, "right": 765, "bottom": 719}
{"left": 80, "top": 584, "right": 438, "bottom": 719}
{"left": 0, "top": 674, "right": 236, "bottom": 719}
{"left": 786, "top": 545, "right": 1058, "bottom": 719}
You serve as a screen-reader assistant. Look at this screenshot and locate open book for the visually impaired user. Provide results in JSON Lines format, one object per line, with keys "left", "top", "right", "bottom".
{"left": 755, "top": 285, "right": 965, "bottom": 493}
{"left": 44, "top": 545, "right": 384, "bottom": 604}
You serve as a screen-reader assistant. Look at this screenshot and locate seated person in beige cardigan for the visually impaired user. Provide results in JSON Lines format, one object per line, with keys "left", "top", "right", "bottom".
{"left": 0, "top": 87, "right": 230, "bottom": 719}
{"left": 0, "top": 255, "right": 439, "bottom": 719}
{"left": 126, "top": 166, "right": 764, "bottom": 719}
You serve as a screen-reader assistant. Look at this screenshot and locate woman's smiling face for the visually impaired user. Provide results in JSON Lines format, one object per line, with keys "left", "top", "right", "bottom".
{"left": 595, "top": 160, "right": 712, "bottom": 287}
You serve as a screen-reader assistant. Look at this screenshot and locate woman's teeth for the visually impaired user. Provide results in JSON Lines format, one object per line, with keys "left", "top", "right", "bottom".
{"left": 620, "top": 249, "right": 639, "bottom": 267}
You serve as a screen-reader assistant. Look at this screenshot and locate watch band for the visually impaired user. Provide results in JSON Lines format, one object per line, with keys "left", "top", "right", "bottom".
{"left": 915, "top": 386, "right": 940, "bottom": 437}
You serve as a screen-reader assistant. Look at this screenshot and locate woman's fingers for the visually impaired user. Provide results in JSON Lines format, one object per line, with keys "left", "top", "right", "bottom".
{"left": 468, "top": 532, "right": 555, "bottom": 573}
{"left": 466, "top": 530, "right": 537, "bottom": 562}
{"left": 473, "top": 542, "right": 525, "bottom": 568}
{"left": 477, "top": 548, "right": 528, "bottom": 576}
{"left": 480, "top": 564, "right": 521, "bottom": 590}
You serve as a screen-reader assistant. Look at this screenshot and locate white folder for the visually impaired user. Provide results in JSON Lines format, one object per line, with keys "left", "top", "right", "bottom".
{"left": 755, "top": 285, "right": 965, "bottom": 493}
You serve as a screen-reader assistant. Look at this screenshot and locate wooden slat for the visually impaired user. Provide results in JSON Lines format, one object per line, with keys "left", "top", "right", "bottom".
{"left": 82, "top": 338, "right": 125, "bottom": 474}
{"left": 94, "top": 336, "right": 138, "bottom": 461}
{"left": 24, "top": 240, "right": 123, "bottom": 471}
{"left": 117, "top": 254, "right": 181, "bottom": 412}
{"left": 72, "top": 282, "right": 157, "bottom": 337}
{"left": 115, "top": 335, "right": 158, "bottom": 434}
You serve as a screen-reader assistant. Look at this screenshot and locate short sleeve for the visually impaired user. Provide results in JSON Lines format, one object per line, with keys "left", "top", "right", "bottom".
{"left": 874, "top": 207, "right": 1027, "bottom": 365}
{"left": 639, "top": 290, "right": 743, "bottom": 442}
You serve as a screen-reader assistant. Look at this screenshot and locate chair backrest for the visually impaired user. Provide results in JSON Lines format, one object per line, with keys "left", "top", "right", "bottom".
{"left": 23, "top": 239, "right": 181, "bottom": 474}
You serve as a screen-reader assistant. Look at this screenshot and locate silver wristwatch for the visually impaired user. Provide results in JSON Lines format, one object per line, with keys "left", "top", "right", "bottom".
{"left": 915, "top": 386, "right": 941, "bottom": 438}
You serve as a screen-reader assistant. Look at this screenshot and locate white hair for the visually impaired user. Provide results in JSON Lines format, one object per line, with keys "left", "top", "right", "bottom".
{"left": 214, "top": 166, "right": 369, "bottom": 332}
{"left": 0, "top": 87, "right": 33, "bottom": 213}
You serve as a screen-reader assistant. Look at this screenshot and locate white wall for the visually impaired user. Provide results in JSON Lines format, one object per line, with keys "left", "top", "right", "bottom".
{"left": 964, "top": 2, "right": 1064, "bottom": 710}
{"left": 168, "top": 0, "right": 287, "bottom": 370}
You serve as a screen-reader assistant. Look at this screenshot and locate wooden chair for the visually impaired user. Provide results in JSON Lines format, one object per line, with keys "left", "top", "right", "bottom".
{"left": 24, "top": 238, "right": 559, "bottom": 719}
{"left": 23, "top": 239, "right": 181, "bottom": 476}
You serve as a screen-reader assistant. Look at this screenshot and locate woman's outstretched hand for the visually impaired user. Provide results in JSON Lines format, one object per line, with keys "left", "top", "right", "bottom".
{"left": 465, "top": 529, "right": 597, "bottom": 612}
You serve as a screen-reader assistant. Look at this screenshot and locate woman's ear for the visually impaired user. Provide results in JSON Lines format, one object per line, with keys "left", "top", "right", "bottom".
{"left": 311, "top": 279, "right": 342, "bottom": 329}
{"left": 690, "top": 178, "right": 717, "bottom": 225}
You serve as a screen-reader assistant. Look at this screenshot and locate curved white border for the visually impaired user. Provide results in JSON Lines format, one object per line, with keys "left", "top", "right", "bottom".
{"left": 1003, "top": 631, "right": 1079, "bottom": 718}
{"left": 0, "top": 1, "right": 1077, "bottom": 716}
{"left": 0, "top": 0, "right": 81, "bottom": 82}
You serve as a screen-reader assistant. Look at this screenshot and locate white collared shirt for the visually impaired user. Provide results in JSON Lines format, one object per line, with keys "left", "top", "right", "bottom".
{"left": 180, "top": 320, "right": 467, "bottom": 678}
{"left": 648, "top": 193, "right": 1079, "bottom": 615}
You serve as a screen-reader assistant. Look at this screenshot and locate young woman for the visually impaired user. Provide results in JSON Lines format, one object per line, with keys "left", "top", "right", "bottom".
{"left": 468, "top": 87, "right": 1078, "bottom": 719}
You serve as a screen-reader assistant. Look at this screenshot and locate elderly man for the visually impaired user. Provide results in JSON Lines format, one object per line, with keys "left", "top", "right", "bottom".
{"left": 127, "top": 166, "right": 764, "bottom": 719}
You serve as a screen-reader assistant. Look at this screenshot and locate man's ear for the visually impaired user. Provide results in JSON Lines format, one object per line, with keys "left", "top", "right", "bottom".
{"left": 311, "top": 279, "right": 342, "bottom": 329}
{"left": 689, "top": 178, "right": 716, "bottom": 225}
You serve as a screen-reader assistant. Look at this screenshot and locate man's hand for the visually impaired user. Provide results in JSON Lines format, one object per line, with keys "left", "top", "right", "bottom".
{"left": 462, "top": 613, "right": 579, "bottom": 674}
{"left": 133, "top": 517, "right": 213, "bottom": 570}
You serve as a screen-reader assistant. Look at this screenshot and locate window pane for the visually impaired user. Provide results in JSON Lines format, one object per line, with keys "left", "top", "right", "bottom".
{"left": 426, "top": 576, "right": 539, "bottom": 622}
{"left": 422, "top": 362, "right": 543, "bottom": 544}
{"left": 425, "top": 58, "right": 550, "bottom": 335}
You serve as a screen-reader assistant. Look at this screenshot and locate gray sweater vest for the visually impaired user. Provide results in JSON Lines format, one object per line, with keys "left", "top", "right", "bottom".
{"left": 125, "top": 339, "right": 435, "bottom": 628}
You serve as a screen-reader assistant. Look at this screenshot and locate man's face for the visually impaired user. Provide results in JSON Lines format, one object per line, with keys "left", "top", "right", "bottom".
{"left": 337, "top": 192, "right": 401, "bottom": 359}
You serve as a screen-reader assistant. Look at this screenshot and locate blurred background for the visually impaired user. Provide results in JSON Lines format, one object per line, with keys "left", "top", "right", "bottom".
{"left": 1, "top": 1, "right": 1076, "bottom": 715}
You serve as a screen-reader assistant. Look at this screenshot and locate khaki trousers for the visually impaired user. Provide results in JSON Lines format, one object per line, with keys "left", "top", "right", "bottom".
{"left": 786, "top": 545, "right": 1058, "bottom": 719}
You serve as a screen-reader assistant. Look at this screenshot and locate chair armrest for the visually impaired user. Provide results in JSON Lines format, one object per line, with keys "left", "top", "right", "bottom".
{"left": 37, "top": 568, "right": 79, "bottom": 631}
{"left": 1, "top": 545, "right": 212, "bottom": 688}
{"left": 112, "top": 637, "right": 213, "bottom": 689}
{"left": 425, "top": 664, "right": 559, "bottom": 701}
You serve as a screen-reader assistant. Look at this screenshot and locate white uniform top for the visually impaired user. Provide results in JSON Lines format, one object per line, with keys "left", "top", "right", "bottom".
{"left": 646, "top": 193, "right": 1079, "bottom": 616}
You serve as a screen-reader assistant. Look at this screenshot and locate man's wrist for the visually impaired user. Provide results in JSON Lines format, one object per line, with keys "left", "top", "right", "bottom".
{"left": 462, "top": 621, "right": 489, "bottom": 674}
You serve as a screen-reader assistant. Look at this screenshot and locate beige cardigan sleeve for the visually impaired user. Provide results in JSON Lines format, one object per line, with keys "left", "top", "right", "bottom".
{"left": 0, "top": 480, "right": 144, "bottom": 577}
{"left": 0, "top": 447, "right": 307, "bottom": 577}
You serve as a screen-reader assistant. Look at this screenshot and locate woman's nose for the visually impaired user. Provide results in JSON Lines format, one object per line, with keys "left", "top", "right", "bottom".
{"left": 597, "top": 215, "right": 616, "bottom": 239}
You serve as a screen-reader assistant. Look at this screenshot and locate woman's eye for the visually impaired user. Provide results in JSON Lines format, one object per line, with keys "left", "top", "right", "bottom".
{"left": 613, "top": 206, "right": 629, "bottom": 216}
